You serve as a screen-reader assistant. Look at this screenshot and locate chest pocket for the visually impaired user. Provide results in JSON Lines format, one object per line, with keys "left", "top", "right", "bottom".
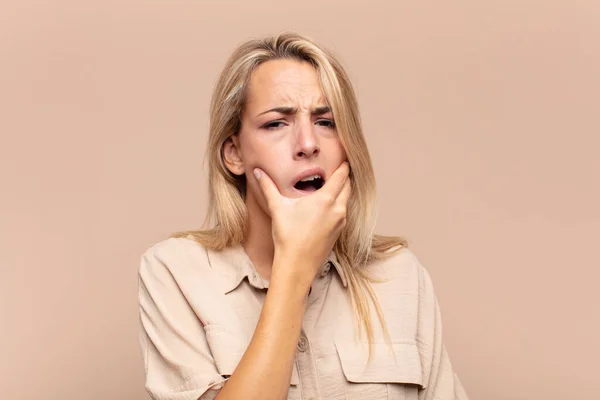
{"left": 335, "top": 340, "right": 423, "bottom": 400}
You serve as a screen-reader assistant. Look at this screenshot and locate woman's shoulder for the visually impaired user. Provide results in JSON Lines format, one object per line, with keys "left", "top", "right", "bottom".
{"left": 368, "top": 246, "right": 436, "bottom": 298}
{"left": 139, "top": 236, "right": 211, "bottom": 277}
{"left": 370, "top": 246, "right": 423, "bottom": 277}
{"left": 142, "top": 236, "right": 206, "bottom": 257}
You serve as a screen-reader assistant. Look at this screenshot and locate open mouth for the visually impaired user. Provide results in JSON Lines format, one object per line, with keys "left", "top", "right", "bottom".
{"left": 293, "top": 174, "right": 324, "bottom": 192}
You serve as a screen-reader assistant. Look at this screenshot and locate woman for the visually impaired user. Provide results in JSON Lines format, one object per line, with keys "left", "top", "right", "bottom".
{"left": 138, "top": 32, "right": 469, "bottom": 400}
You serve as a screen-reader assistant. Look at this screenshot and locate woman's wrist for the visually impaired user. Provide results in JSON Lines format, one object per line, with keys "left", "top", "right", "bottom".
{"left": 270, "top": 251, "right": 317, "bottom": 295}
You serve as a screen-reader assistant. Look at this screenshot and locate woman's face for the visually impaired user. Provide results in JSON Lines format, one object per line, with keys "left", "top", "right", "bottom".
{"left": 224, "top": 58, "right": 347, "bottom": 212}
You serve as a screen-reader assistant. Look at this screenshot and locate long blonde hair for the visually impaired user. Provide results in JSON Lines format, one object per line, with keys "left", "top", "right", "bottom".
{"left": 172, "top": 32, "right": 407, "bottom": 344}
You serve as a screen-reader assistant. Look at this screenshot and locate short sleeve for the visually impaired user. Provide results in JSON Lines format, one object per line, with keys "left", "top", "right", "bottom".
{"left": 138, "top": 248, "right": 226, "bottom": 400}
{"left": 416, "top": 263, "right": 469, "bottom": 400}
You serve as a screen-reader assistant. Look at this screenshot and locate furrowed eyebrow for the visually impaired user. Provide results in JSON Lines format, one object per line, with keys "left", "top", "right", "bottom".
{"left": 257, "top": 106, "right": 332, "bottom": 117}
{"left": 257, "top": 107, "right": 296, "bottom": 116}
{"left": 312, "top": 106, "right": 331, "bottom": 116}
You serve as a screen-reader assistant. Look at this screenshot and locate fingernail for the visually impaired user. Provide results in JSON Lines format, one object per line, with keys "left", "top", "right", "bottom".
{"left": 253, "top": 168, "right": 262, "bottom": 179}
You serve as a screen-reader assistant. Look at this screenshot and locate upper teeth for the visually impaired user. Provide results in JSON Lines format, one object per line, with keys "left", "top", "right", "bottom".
{"left": 300, "top": 174, "right": 321, "bottom": 182}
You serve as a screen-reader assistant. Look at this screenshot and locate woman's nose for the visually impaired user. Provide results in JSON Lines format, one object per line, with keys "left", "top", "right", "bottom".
{"left": 294, "top": 120, "right": 320, "bottom": 159}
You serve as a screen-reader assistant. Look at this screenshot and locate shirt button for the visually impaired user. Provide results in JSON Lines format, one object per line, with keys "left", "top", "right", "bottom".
{"left": 297, "top": 335, "right": 309, "bottom": 352}
{"left": 320, "top": 262, "right": 331, "bottom": 277}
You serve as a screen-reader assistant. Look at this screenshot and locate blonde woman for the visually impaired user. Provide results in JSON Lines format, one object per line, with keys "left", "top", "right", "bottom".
{"left": 138, "top": 33, "right": 469, "bottom": 400}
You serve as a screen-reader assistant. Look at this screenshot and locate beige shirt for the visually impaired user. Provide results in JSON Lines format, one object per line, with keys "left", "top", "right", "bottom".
{"left": 138, "top": 237, "right": 469, "bottom": 400}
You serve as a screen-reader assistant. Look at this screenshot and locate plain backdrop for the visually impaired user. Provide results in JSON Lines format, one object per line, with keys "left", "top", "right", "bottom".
{"left": 1, "top": 1, "right": 599, "bottom": 399}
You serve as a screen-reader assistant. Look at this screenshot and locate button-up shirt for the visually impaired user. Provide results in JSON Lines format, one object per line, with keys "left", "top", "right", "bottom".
{"left": 138, "top": 237, "right": 469, "bottom": 400}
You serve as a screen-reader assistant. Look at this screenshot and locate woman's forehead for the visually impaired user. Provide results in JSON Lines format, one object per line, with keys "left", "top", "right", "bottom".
{"left": 245, "top": 59, "right": 326, "bottom": 111}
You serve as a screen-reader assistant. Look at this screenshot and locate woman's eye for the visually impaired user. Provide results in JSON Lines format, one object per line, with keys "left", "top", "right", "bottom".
{"left": 316, "top": 119, "right": 336, "bottom": 128}
{"left": 262, "top": 121, "right": 286, "bottom": 130}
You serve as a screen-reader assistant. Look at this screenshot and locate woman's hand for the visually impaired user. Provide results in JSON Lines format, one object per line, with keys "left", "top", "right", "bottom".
{"left": 253, "top": 162, "right": 351, "bottom": 285}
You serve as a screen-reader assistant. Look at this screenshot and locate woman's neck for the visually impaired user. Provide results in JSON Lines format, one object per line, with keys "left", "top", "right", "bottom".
{"left": 242, "top": 196, "right": 275, "bottom": 281}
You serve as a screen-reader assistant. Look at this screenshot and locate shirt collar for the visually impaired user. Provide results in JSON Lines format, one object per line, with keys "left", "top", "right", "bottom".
{"left": 207, "top": 245, "right": 347, "bottom": 294}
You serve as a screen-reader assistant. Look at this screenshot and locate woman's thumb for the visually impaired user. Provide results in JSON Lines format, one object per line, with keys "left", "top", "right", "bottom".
{"left": 253, "top": 168, "right": 280, "bottom": 206}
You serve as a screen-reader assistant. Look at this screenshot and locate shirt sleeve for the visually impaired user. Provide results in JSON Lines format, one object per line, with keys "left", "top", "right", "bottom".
{"left": 138, "top": 248, "right": 226, "bottom": 400}
{"left": 416, "top": 262, "right": 469, "bottom": 400}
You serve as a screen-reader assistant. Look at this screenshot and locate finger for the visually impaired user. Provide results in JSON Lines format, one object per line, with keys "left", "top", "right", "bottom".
{"left": 253, "top": 168, "right": 281, "bottom": 207}
{"left": 335, "top": 174, "right": 352, "bottom": 206}
{"left": 320, "top": 162, "right": 350, "bottom": 199}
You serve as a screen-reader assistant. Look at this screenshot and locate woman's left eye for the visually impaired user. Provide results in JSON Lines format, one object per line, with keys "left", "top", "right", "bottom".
{"left": 316, "top": 119, "right": 336, "bottom": 128}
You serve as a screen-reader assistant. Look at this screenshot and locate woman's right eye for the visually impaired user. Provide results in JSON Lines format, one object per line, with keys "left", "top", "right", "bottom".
{"left": 262, "top": 121, "right": 286, "bottom": 130}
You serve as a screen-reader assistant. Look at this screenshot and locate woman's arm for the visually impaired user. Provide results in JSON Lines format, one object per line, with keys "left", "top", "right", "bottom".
{"left": 215, "top": 163, "right": 351, "bottom": 400}
{"left": 214, "top": 253, "right": 311, "bottom": 400}
{"left": 416, "top": 263, "right": 469, "bottom": 400}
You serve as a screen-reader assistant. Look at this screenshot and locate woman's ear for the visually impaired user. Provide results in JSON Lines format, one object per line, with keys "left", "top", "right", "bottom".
{"left": 223, "top": 136, "right": 245, "bottom": 176}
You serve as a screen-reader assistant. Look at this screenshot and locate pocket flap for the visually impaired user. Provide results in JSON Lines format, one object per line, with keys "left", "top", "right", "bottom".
{"left": 335, "top": 340, "right": 423, "bottom": 386}
{"left": 205, "top": 324, "right": 299, "bottom": 385}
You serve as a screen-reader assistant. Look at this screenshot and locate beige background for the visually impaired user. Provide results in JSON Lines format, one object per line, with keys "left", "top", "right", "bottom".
{"left": 1, "top": 1, "right": 599, "bottom": 399}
